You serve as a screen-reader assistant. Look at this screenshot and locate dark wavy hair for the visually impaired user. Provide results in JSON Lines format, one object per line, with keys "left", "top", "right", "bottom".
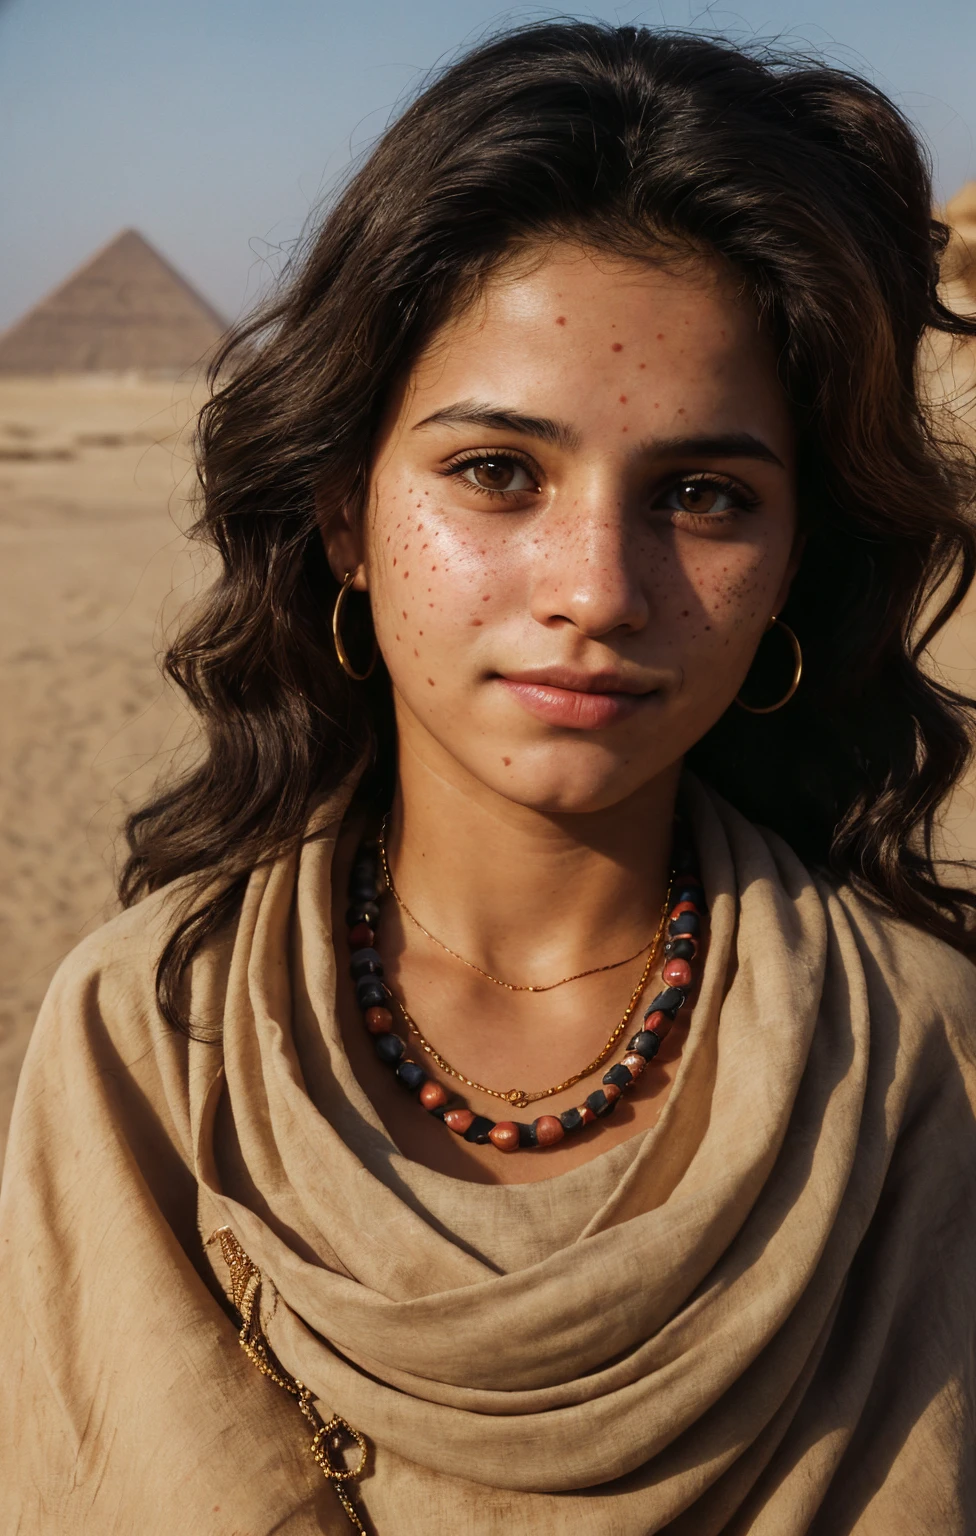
{"left": 120, "top": 21, "right": 976, "bottom": 1031}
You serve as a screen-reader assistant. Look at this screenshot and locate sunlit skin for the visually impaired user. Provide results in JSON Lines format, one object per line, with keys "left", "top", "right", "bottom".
{"left": 326, "top": 243, "right": 800, "bottom": 1184}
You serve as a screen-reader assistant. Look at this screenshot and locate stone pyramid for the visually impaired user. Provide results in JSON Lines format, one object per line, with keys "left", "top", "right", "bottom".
{"left": 0, "top": 229, "right": 228, "bottom": 376}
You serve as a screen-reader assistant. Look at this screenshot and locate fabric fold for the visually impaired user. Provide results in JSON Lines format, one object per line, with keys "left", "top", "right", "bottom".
{"left": 2, "top": 773, "right": 974, "bottom": 1533}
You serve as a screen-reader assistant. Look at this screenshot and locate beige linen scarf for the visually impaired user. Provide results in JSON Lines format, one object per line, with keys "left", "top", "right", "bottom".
{"left": 1, "top": 776, "right": 975, "bottom": 1534}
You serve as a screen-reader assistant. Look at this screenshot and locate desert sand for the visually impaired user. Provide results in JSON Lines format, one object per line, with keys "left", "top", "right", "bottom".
{"left": 1, "top": 315, "right": 976, "bottom": 1161}
{"left": 0, "top": 376, "right": 206, "bottom": 1147}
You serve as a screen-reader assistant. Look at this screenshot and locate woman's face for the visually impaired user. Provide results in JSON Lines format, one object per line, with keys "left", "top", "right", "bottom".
{"left": 330, "top": 242, "right": 799, "bottom": 815}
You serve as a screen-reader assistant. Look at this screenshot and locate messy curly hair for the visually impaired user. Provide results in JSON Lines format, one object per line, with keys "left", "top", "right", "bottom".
{"left": 120, "top": 20, "right": 976, "bottom": 1030}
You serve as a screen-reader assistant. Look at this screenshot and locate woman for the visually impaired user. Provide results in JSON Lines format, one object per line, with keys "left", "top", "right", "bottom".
{"left": 2, "top": 21, "right": 975, "bottom": 1535}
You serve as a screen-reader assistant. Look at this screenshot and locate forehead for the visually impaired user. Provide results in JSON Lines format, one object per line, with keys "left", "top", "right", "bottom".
{"left": 398, "top": 241, "right": 784, "bottom": 431}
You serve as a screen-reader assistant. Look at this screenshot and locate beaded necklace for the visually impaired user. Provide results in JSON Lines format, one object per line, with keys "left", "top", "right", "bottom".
{"left": 345, "top": 824, "right": 705, "bottom": 1153}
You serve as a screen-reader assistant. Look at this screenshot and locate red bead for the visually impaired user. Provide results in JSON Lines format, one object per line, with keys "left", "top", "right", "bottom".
{"left": 534, "top": 1115, "right": 565, "bottom": 1147}
{"left": 348, "top": 923, "right": 375, "bottom": 948}
{"left": 444, "top": 1109, "right": 475, "bottom": 1135}
{"left": 621, "top": 1052, "right": 646, "bottom": 1079}
{"left": 365, "top": 1006, "right": 393, "bottom": 1034}
{"left": 643, "top": 1011, "right": 673, "bottom": 1041}
{"left": 670, "top": 901, "right": 699, "bottom": 919}
{"left": 663, "top": 958, "right": 692, "bottom": 987}
{"left": 419, "top": 1081, "right": 449, "bottom": 1111}
{"left": 577, "top": 1104, "right": 596, "bottom": 1127}
{"left": 602, "top": 1082, "right": 622, "bottom": 1104}
{"left": 488, "top": 1121, "right": 520, "bottom": 1151}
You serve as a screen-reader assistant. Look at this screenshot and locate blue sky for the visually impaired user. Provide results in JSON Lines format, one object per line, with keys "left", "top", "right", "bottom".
{"left": 1, "top": 0, "right": 974, "bottom": 330}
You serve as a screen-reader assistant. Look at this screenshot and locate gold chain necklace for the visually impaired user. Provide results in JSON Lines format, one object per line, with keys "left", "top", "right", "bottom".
{"left": 389, "top": 898, "right": 671, "bottom": 1110}
{"left": 378, "top": 817, "right": 657, "bottom": 992}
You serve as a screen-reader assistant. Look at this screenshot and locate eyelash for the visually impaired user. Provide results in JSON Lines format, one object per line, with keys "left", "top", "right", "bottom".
{"left": 440, "top": 450, "right": 540, "bottom": 499}
{"left": 439, "top": 452, "right": 759, "bottom": 520}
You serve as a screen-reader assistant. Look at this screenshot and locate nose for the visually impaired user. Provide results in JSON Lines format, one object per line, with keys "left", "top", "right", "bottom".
{"left": 529, "top": 484, "right": 650, "bottom": 638}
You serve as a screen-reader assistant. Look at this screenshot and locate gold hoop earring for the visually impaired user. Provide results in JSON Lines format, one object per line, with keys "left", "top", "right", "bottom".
{"left": 735, "top": 615, "right": 802, "bottom": 714}
{"left": 332, "top": 571, "right": 377, "bottom": 681}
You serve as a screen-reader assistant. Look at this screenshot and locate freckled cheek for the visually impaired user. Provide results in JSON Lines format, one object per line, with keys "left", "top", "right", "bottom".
{"left": 369, "top": 506, "right": 524, "bottom": 663}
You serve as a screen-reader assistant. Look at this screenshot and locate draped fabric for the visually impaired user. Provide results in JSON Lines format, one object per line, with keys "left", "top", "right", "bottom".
{"left": 2, "top": 775, "right": 975, "bottom": 1534}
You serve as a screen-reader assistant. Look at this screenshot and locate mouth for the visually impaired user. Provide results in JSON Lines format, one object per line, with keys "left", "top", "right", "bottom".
{"left": 496, "top": 667, "right": 662, "bottom": 730}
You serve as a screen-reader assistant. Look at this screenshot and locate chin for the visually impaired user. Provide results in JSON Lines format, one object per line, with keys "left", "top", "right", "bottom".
{"left": 476, "top": 741, "right": 662, "bottom": 816}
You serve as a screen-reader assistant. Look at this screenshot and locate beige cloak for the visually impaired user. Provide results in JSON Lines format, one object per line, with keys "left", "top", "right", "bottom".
{"left": 1, "top": 777, "right": 975, "bottom": 1534}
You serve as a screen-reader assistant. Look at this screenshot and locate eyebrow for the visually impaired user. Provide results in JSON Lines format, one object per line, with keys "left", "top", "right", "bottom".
{"left": 412, "top": 403, "right": 785, "bottom": 470}
{"left": 412, "top": 401, "right": 582, "bottom": 449}
{"left": 639, "top": 432, "right": 786, "bottom": 468}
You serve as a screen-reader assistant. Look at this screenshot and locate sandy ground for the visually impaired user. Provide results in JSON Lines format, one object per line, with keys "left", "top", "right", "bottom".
{"left": 1, "top": 337, "right": 976, "bottom": 1161}
{"left": 0, "top": 376, "right": 207, "bottom": 1149}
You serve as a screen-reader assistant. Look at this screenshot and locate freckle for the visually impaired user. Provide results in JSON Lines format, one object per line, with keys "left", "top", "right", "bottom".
{"left": 654, "top": 402, "right": 660, "bottom": 409}
{"left": 619, "top": 395, "right": 627, "bottom": 404}
{"left": 482, "top": 593, "right": 491, "bottom": 601}
{"left": 429, "top": 602, "right": 434, "bottom": 608}
{"left": 678, "top": 408, "right": 686, "bottom": 415}
{"left": 431, "top": 565, "right": 437, "bottom": 571}
{"left": 395, "top": 633, "right": 400, "bottom": 641}
{"left": 414, "top": 647, "right": 419, "bottom": 656}
{"left": 555, "top": 315, "right": 566, "bottom": 325}
{"left": 422, "top": 543, "right": 428, "bottom": 549}
{"left": 502, "top": 756, "right": 511, "bottom": 766}
{"left": 657, "top": 333, "right": 664, "bottom": 340}
{"left": 611, "top": 342, "right": 623, "bottom": 352}
{"left": 681, "top": 609, "right": 689, "bottom": 617}
{"left": 427, "top": 677, "right": 435, "bottom": 686}
{"left": 639, "top": 362, "right": 646, "bottom": 369}
{"left": 419, "top": 630, "right": 423, "bottom": 635}
{"left": 392, "top": 556, "right": 397, "bottom": 566}
{"left": 402, "top": 610, "right": 407, "bottom": 618}
{"left": 621, "top": 426, "right": 628, "bottom": 433}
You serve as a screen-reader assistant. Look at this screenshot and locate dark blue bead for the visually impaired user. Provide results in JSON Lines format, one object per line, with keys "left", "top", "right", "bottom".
{"left": 626, "top": 1030, "right": 661, "bottom": 1060}
{"left": 396, "top": 1060, "right": 427, "bottom": 1091}
{"left": 603, "top": 1062, "right": 633, "bottom": 1090}
{"left": 672, "top": 882, "right": 705, "bottom": 908}
{"left": 645, "top": 986, "right": 686, "bottom": 1018}
{"left": 665, "top": 938, "right": 695, "bottom": 961}
{"left": 356, "top": 978, "right": 389, "bottom": 1010}
{"left": 347, "top": 900, "right": 380, "bottom": 928}
{"left": 349, "top": 947, "right": 383, "bottom": 980}
{"left": 584, "top": 1089, "right": 616, "bottom": 1117}
{"left": 517, "top": 1121, "right": 537, "bottom": 1147}
{"left": 559, "top": 1107, "right": 585, "bottom": 1135}
{"left": 668, "top": 913, "right": 700, "bottom": 938}
{"left": 374, "top": 1032, "right": 405, "bottom": 1064}
{"left": 463, "top": 1115, "right": 494, "bottom": 1144}
{"left": 349, "top": 879, "right": 379, "bottom": 904}
{"left": 429, "top": 1104, "right": 448, "bottom": 1121}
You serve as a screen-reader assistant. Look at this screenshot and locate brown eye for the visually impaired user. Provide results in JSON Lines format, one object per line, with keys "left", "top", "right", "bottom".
{"left": 660, "top": 476, "right": 746, "bottom": 517}
{"left": 676, "top": 479, "right": 720, "bottom": 513}
{"left": 458, "top": 456, "right": 535, "bottom": 493}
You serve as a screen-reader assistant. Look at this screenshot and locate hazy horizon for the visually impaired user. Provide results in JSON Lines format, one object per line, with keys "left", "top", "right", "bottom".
{"left": 2, "top": 0, "right": 974, "bottom": 332}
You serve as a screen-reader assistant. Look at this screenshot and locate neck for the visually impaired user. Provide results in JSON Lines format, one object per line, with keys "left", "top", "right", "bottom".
{"left": 385, "top": 733, "right": 681, "bottom": 986}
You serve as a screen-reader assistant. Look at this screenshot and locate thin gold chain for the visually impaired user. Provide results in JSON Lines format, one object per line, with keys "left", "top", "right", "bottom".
{"left": 392, "top": 898, "right": 670, "bottom": 1109}
{"left": 378, "top": 817, "right": 657, "bottom": 992}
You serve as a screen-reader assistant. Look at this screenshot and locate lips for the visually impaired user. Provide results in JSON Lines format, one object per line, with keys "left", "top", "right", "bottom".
{"left": 497, "top": 667, "right": 659, "bottom": 730}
